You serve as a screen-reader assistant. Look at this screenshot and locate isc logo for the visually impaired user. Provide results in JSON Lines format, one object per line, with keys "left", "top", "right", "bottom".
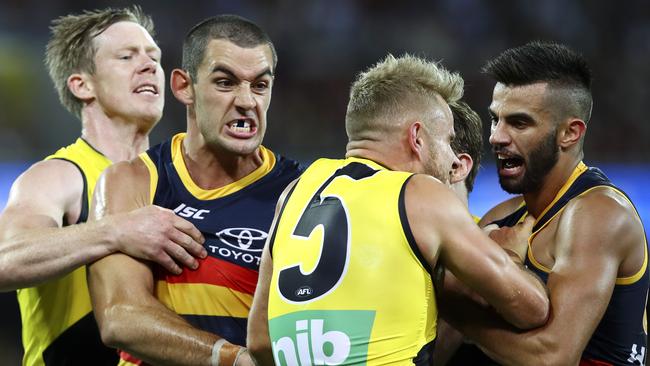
{"left": 272, "top": 319, "right": 350, "bottom": 366}
{"left": 173, "top": 203, "right": 210, "bottom": 220}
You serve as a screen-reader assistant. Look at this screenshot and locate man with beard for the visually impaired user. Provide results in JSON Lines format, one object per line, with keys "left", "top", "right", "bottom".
{"left": 440, "top": 42, "right": 648, "bottom": 366}
{"left": 246, "top": 55, "right": 549, "bottom": 366}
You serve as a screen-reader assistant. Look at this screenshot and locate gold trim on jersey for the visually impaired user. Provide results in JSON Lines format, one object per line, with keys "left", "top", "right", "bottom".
{"left": 139, "top": 152, "right": 158, "bottom": 205}
{"left": 155, "top": 281, "right": 252, "bottom": 317}
{"left": 525, "top": 163, "right": 648, "bottom": 285}
{"left": 169, "top": 133, "right": 276, "bottom": 200}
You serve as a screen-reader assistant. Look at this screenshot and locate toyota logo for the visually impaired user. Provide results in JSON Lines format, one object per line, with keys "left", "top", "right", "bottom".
{"left": 215, "top": 227, "right": 268, "bottom": 252}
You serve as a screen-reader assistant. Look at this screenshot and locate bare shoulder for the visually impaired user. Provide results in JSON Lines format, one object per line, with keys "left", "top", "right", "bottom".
{"left": 478, "top": 196, "right": 524, "bottom": 227}
{"left": 0, "top": 159, "right": 84, "bottom": 228}
{"left": 93, "top": 157, "right": 151, "bottom": 215}
{"left": 404, "top": 174, "right": 475, "bottom": 253}
{"left": 557, "top": 186, "right": 644, "bottom": 263}
{"left": 564, "top": 186, "right": 642, "bottom": 235}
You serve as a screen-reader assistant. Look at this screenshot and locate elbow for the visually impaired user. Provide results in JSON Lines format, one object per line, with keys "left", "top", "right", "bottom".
{"left": 508, "top": 293, "right": 550, "bottom": 330}
{"left": 95, "top": 305, "right": 131, "bottom": 349}
{"left": 247, "top": 330, "right": 273, "bottom": 366}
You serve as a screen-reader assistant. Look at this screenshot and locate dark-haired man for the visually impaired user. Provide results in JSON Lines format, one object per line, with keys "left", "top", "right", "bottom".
{"left": 448, "top": 101, "right": 483, "bottom": 209}
{"left": 88, "top": 15, "right": 302, "bottom": 366}
{"left": 442, "top": 41, "right": 648, "bottom": 366}
{"left": 0, "top": 7, "right": 208, "bottom": 366}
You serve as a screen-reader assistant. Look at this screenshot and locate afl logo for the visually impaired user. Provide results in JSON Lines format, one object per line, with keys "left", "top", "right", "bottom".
{"left": 295, "top": 286, "right": 313, "bottom": 297}
{"left": 215, "top": 228, "right": 267, "bottom": 252}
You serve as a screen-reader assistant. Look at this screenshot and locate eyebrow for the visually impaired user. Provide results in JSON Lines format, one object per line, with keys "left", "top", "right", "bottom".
{"left": 117, "top": 45, "right": 161, "bottom": 55}
{"left": 210, "top": 65, "right": 274, "bottom": 79}
{"left": 487, "top": 108, "right": 534, "bottom": 123}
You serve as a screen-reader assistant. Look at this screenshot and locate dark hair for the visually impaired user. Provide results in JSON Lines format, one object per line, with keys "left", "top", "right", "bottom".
{"left": 450, "top": 101, "right": 482, "bottom": 193}
{"left": 182, "top": 14, "right": 277, "bottom": 80}
{"left": 483, "top": 41, "right": 593, "bottom": 122}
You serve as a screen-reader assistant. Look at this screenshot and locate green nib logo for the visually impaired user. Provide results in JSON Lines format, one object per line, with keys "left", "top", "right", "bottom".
{"left": 270, "top": 310, "right": 375, "bottom": 366}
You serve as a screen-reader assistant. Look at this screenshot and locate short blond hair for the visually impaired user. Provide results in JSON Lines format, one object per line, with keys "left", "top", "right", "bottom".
{"left": 45, "top": 6, "right": 154, "bottom": 119}
{"left": 346, "top": 54, "right": 463, "bottom": 139}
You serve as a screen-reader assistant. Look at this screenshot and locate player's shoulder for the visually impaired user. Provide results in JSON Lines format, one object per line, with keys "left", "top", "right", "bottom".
{"left": 13, "top": 159, "right": 84, "bottom": 198}
{"left": 564, "top": 186, "right": 640, "bottom": 229}
{"left": 100, "top": 156, "right": 149, "bottom": 192}
{"left": 1, "top": 159, "right": 84, "bottom": 221}
{"left": 479, "top": 196, "right": 524, "bottom": 227}
{"left": 405, "top": 174, "right": 467, "bottom": 218}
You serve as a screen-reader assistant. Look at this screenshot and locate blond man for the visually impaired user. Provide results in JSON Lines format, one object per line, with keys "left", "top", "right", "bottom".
{"left": 0, "top": 7, "right": 204, "bottom": 365}
{"left": 247, "top": 55, "right": 548, "bottom": 365}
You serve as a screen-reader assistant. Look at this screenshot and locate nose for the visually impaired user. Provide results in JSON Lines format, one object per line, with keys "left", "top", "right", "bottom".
{"left": 234, "top": 83, "right": 256, "bottom": 110}
{"left": 138, "top": 55, "right": 158, "bottom": 75}
{"left": 489, "top": 120, "right": 510, "bottom": 148}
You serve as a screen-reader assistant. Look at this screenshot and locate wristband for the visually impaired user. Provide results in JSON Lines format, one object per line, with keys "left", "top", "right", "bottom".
{"left": 211, "top": 339, "right": 243, "bottom": 366}
{"left": 233, "top": 347, "right": 248, "bottom": 366}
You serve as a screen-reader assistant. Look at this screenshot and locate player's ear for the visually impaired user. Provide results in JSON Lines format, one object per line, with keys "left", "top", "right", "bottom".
{"left": 67, "top": 73, "right": 95, "bottom": 102}
{"left": 558, "top": 118, "right": 586, "bottom": 150}
{"left": 450, "top": 152, "right": 473, "bottom": 184}
{"left": 407, "top": 121, "right": 425, "bottom": 160}
{"left": 171, "top": 69, "right": 194, "bottom": 106}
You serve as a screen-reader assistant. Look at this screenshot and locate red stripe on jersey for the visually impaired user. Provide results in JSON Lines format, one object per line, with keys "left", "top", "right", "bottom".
{"left": 157, "top": 256, "right": 258, "bottom": 294}
{"left": 580, "top": 359, "right": 613, "bottom": 366}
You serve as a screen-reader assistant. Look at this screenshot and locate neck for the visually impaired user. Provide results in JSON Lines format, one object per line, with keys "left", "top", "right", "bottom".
{"left": 181, "top": 118, "right": 264, "bottom": 190}
{"left": 346, "top": 139, "right": 412, "bottom": 172}
{"left": 522, "top": 154, "right": 583, "bottom": 218}
{"left": 450, "top": 183, "right": 469, "bottom": 208}
{"left": 80, "top": 109, "right": 152, "bottom": 162}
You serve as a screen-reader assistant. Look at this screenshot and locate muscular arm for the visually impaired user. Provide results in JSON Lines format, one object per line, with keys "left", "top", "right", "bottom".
{"left": 0, "top": 157, "right": 206, "bottom": 292}
{"left": 89, "top": 160, "right": 240, "bottom": 366}
{"left": 406, "top": 174, "right": 548, "bottom": 329}
{"left": 443, "top": 189, "right": 642, "bottom": 365}
{"left": 0, "top": 160, "right": 116, "bottom": 291}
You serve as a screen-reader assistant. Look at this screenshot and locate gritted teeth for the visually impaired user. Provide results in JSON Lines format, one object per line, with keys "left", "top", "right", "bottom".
{"left": 228, "top": 119, "right": 254, "bottom": 133}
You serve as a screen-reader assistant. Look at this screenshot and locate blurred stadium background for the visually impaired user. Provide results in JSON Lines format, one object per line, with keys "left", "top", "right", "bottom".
{"left": 1, "top": 0, "right": 648, "bottom": 363}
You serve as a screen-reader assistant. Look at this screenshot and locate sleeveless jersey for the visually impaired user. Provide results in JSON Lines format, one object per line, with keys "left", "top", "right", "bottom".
{"left": 118, "top": 133, "right": 302, "bottom": 366}
{"left": 493, "top": 162, "right": 649, "bottom": 366}
{"left": 17, "top": 138, "right": 115, "bottom": 366}
{"left": 268, "top": 157, "right": 436, "bottom": 366}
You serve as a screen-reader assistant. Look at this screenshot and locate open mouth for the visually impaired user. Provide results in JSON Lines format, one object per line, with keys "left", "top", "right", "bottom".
{"left": 133, "top": 84, "right": 159, "bottom": 96}
{"left": 227, "top": 118, "right": 256, "bottom": 135}
{"left": 496, "top": 153, "right": 524, "bottom": 176}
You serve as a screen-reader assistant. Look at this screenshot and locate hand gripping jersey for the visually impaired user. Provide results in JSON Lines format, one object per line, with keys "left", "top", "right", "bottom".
{"left": 118, "top": 133, "right": 302, "bottom": 366}
{"left": 17, "top": 138, "right": 116, "bottom": 366}
{"left": 493, "top": 162, "right": 648, "bottom": 366}
{"left": 268, "top": 157, "right": 436, "bottom": 366}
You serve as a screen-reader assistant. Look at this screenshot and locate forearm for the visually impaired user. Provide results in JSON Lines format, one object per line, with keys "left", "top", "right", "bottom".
{"left": 489, "top": 255, "right": 549, "bottom": 329}
{"left": 99, "top": 300, "right": 222, "bottom": 366}
{"left": 440, "top": 290, "right": 547, "bottom": 366}
{"left": 0, "top": 220, "right": 116, "bottom": 291}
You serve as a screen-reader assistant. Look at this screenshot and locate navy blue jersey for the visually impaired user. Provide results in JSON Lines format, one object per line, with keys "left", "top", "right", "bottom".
{"left": 493, "top": 162, "right": 648, "bottom": 366}
{"left": 119, "top": 133, "right": 302, "bottom": 365}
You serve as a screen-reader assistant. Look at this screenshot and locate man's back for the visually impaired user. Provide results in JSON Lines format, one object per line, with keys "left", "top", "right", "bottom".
{"left": 268, "top": 157, "right": 435, "bottom": 365}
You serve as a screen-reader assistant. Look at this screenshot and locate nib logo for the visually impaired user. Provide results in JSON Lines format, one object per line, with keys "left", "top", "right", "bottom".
{"left": 269, "top": 310, "right": 375, "bottom": 366}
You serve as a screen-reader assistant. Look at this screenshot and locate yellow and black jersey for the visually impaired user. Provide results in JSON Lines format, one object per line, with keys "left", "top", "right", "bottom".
{"left": 118, "top": 133, "right": 302, "bottom": 366}
{"left": 494, "top": 162, "right": 649, "bottom": 366}
{"left": 17, "top": 138, "right": 115, "bottom": 366}
{"left": 268, "top": 157, "right": 435, "bottom": 366}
